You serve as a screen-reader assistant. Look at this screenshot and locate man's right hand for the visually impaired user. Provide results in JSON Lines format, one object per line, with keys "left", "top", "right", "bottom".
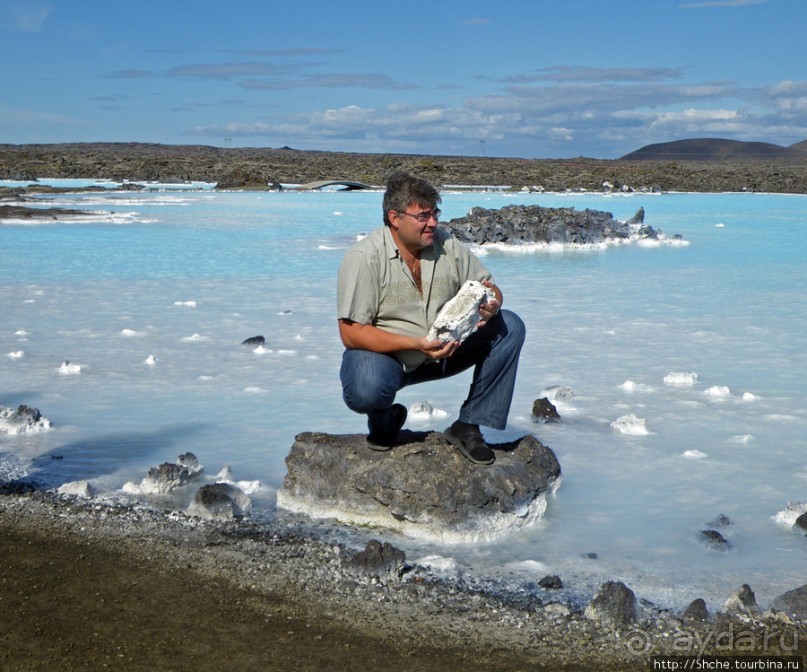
{"left": 418, "top": 337, "right": 460, "bottom": 360}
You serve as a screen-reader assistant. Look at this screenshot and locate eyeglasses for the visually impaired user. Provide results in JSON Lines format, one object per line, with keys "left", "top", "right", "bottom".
{"left": 397, "top": 208, "right": 441, "bottom": 223}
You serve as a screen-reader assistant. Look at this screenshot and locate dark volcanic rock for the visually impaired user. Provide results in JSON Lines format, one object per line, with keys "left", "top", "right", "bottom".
{"left": 187, "top": 482, "right": 250, "bottom": 520}
{"left": 723, "top": 584, "right": 759, "bottom": 615}
{"left": 140, "top": 452, "right": 203, "bottom": 493}
{"left": 0, "top": 204, "right": 98, "bottom": 221}
{"left": 584, "top": 580, "right": 640, "bottom": 628}
{"left": 441, "top": 205, "right": 651, "bottom": 246}
{"left": 682, "top": 597, "right": 710, "bottom": 623}
{"left": 277, "top": 431, "right": 561, "bottom": 541}
{"left": 794, "top": 511, "right": 807, "bottom": 533}
{"left": 770, "top": 584, "right": 807, "bottom": 620}
{"left": 241, "top": 335, "right": 265, "bottom": 346}
{"left": 342, "top": 540, "right": 407, "bottom": 580}
{"left": 707, "top": 513, "right": 733, "bottom": 528}
{"left": 532, "top": 397, "right": 561, "bottom": 423}
{"left": 698, "top": 529, "right": 733, "bottom": 551}
{"left": 538, "top": 574, "right": 563, "bottom": 590}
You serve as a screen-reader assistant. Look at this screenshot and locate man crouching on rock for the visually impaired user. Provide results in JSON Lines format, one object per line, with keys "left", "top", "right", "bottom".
{"left": 337, "top": 171, "right": 525, "bottom": 465}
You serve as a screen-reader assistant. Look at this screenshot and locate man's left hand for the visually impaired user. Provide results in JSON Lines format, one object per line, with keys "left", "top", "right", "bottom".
{"left": 477, "top": 281, "right": 501, "bottom": 328}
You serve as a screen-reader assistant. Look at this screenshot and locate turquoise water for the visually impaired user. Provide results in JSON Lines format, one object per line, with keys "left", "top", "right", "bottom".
{"left": 2, "top": 182, "right": 805, "bottom": 608}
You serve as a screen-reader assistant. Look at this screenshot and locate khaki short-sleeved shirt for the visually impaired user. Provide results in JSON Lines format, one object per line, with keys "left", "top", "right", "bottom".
{"left": 337, "top": 225, "right": 492, "bottom": 370}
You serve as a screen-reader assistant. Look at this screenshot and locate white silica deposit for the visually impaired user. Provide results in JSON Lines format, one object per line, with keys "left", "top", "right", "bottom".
{"left": 427, "top": 280, "right": 496, "bottom": 343}
{"left": 0, "top": 406, "right": 52, "bottom": 435}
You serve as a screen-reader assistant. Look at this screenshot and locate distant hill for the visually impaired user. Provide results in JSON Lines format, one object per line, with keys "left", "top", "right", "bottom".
{"left": 620, "top": 138, "right": 807, "bottom": 161}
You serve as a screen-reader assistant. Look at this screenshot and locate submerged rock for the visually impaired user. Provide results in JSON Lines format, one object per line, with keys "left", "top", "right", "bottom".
{"left": 698, "top": 529, "right": 733, "bottom": 551}
{"left": 277, "top": 431, "right": 561, "bottom": 542}
{"left": 707, "top": 513, "right": 733, "bottom": 528}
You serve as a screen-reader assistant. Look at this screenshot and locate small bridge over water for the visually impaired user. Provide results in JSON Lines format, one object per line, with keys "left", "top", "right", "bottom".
{"left": 294, "top": 180, "right": 374, "bottom": 191}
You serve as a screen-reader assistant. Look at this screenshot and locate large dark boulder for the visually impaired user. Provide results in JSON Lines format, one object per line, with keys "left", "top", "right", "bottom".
{"left": 277, "top": 431, "right": 561, "bottom": 542}
{"left": 441, "top": 204, "right": 651, "bottom": 246}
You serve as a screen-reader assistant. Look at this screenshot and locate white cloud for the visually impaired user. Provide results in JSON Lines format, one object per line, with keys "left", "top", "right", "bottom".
{"left": 1, "top": 0, "right": 51, "bottom": 32}
{"left": 548, "top": 127, "right": 574, "bottom": 141}
{"left": 0, "top": 102, "right": 72, "bottom": 125}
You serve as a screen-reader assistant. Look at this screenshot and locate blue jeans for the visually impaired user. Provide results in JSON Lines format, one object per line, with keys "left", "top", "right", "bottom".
{"left": 340, "top": 309, "right": 525, "bottom": 437}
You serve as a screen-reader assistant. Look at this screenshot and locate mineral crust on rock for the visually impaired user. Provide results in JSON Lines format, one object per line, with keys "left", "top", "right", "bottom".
{"left": 0, "top": 405, "right": 51, "bottom": 435}
{"left": 427, "top": 280, "right": 496, "bottom": 343}
{"left": 277, "top": 430, "right": 561, "bottom": 543}
{"left": 122, "top": 452, "right": 203, "bottom": 494}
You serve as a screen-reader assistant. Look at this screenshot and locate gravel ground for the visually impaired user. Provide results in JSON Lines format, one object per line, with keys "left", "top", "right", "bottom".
{"left": 2, "top": 491, "right": 804, "bottom": 671}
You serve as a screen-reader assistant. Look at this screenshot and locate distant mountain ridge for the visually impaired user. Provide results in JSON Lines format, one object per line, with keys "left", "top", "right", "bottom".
{"left": 620, "top": 138, "right": 807, "bottom": 161}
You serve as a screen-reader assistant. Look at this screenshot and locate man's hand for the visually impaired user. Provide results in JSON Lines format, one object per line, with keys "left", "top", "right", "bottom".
{"left": 477, "top": 280, "right": 502, "bottom": 328}
{"left": 417, "top": 337, "right": 460, "bottom": 360}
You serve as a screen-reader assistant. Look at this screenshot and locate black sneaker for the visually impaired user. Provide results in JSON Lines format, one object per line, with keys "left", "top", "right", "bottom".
{"left": 367, "top": 404, "right": 407, "bottom": 451}
{"left": 443, "top": 420, "right": 495, "bottom": 465}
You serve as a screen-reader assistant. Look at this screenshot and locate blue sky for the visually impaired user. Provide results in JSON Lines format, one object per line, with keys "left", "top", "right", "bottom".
{"left": 1, "top": 0, "right": 805, "bottom": 159}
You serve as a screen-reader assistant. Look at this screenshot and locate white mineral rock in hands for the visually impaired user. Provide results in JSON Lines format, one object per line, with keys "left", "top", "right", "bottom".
{"left": 427, "top": 280, "right": 496, "bottom": 343}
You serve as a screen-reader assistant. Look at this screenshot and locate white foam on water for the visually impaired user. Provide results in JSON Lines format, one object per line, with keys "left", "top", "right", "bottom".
{"left": 681, "top": 449, "right": 707, "bottom": 459}
{"left": 772, "top": 502, "right": 807, "bottom": 527}
{"left": 730, "top": 434, "right": 754, "bottom": 444}
{"left": 408, "top": 400, "right": 450, "bottom": 423}
{"left": 58, "top": 361, "right": 82, "bottom": 375}
{"left": 503, "top": 559, "right": 552, "bottom": 575}
{"left": 610, "top": 413, "right": 652, "bottom": 436}
{"left": 416, "top": 555, "right": 459, "bottom": 573}
{"left": 663, "top": 371, "right": 698, "bottom": 387}
{"left": 618, "top": 380, "right": 654, "bottom": 393}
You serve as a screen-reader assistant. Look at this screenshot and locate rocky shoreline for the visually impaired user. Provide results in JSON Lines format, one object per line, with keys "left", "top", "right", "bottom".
{"left": 1, "top": 485, "right": 805, "bottom": 671}
{"left": 2, "top": 142, "right": 807, "bottom": 193}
